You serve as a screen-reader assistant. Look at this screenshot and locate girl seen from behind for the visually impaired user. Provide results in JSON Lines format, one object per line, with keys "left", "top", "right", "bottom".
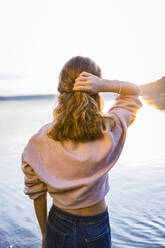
{"left": 21, "top": 56, "right": 142, "bottom": 248}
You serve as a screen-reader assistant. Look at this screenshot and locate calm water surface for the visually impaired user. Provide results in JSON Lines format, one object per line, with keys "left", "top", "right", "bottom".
{"left": 0, "top": 96, "right": 165, "bottom": 248}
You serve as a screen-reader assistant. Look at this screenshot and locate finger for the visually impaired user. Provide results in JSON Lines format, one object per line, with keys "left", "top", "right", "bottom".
{"left": 75, "top": 76, "right": 88, "bottom": 82}
{"left": 79, "top": 71, "right": 92, "bottom": 77}
{"left": 74, "top": 81, "right": 89, "bottom": 87}
{"left": 73, "top": 85, "right": 90, "bottom": 92}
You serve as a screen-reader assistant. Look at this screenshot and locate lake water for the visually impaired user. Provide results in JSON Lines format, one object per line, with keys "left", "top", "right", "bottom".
{"left": 0, "top": 96, "right": 165, "bottom": 248}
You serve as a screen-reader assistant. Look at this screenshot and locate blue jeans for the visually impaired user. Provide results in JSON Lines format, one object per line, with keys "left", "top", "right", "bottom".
{"left": 44, "top": 203, "right": 112, "bottom": 248}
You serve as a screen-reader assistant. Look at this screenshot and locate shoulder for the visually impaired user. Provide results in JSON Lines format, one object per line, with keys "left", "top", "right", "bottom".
{"left": 22, "top": 122, "right": 53, "bottom": 157}
{"left": 29, "top": 122, "right": 53, "bottom": 142}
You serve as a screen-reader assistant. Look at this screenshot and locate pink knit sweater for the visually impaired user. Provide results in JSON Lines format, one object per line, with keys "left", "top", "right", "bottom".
{"left": 21, "top": 94, "right": 142, "bottom": 209}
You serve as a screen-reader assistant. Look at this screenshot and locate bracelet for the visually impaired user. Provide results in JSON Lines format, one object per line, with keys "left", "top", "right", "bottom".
{"left": 118, "top": 81, "right": 122, "bottom": 94}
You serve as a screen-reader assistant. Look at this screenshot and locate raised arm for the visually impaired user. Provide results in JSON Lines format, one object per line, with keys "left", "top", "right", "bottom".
{"left": 98, "top": 79, "right": 140, "bottom": 96}
{"left": 73, "top": 71, "right": 141, "bottom": 96}
{"left": 73, "top": 71, "right": 143, "bottom": 129}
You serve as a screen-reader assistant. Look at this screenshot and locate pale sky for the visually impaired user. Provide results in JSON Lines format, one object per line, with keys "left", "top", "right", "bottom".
{"left": 0, "top": 0, "right": 165, "bottom": 95}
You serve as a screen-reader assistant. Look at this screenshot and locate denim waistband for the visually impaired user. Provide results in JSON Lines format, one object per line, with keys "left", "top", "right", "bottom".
{"left": 50, "top": 203, "right": 109, "bottom": 223}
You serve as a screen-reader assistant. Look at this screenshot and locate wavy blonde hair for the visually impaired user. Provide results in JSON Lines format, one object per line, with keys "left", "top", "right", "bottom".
{"left": 47, "top": 56, "right": 116, "bottom": 142}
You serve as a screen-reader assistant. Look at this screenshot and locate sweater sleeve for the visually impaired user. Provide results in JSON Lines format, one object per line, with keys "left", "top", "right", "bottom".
{"left": 108, "top": 94, "right": 143, "bottom": 130}
{"left": 21, "top": 157, "right": 47, "bottom": 200}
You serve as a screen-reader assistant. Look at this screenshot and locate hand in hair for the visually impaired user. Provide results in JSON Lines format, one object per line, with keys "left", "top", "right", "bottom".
{"left": 73, "top": 71, "right": 102, "bottom": 94}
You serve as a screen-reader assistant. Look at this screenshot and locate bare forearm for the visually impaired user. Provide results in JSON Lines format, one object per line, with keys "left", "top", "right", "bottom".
{"left": 33, "top": 194, "right": 47, "bottom": 234}
{"left": 73, "top": 72, "right": 140, "bottom": 96}
{"left": 100, "top": 79, "right": 140, "bottom": 96}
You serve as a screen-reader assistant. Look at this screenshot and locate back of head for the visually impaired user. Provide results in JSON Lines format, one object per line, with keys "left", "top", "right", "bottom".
{"left": 48, "top": 56, "right": 115, "bottom": 142}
